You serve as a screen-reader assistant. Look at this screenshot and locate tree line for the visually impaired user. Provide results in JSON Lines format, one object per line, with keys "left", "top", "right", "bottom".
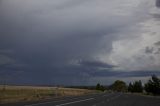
{"left": 96, "top": 75, "right": 160, "bottom": 95}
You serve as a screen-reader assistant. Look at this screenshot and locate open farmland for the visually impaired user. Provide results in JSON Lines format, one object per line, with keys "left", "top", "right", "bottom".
{"left": 0, "top": 85, "right": 95, "bottom": 104}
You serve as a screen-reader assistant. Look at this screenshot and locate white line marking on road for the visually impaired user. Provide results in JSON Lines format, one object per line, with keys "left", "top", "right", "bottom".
{"left": 24, "top": 100, "right": 66, "bottom": 106}
{"left": 56, "top": 98, "right": 95, "bottom": 106}
{"left": 25, "top": 96, "right": 94, "bottom": 106}
{"left": 103, "top": 93, "right": 114, "bottom": 97}
{"left": 106, "top": 94, "right": 122, "bottom": 102}
{"left": 24, "top": 98, "right": 77, "bottom": 106}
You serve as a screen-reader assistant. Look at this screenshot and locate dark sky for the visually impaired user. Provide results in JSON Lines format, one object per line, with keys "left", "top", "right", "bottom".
{"left": 0, "top": 0, "right": 160, "bottom": 85}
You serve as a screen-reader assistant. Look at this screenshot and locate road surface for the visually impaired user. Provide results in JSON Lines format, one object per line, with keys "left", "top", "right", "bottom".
{"left": 2, "top": 92, "right": 160, "bottom": 106}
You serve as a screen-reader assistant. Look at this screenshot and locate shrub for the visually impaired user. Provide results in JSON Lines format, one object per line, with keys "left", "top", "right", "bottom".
{"left": 144, "top": 75, "right": 160, "bottom": 95}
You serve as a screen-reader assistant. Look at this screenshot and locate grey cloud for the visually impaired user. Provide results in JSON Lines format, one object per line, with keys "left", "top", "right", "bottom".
{"left": 91, "top": 70, "right": 160, "bottom": 78}
{"left": 152, "top": 13, "right": 160, "bottom": 19}
{"left": 78, "top": 60, "right": 116, "bottom": 69}
{"left": 154, "top": 41, "right": 160, "bottom": 46}
{"left": 0, "top": 49, "right": 13, "bottom": 53}
{"left": 145, "top": 46, "right": 154, "bottom": 54}
{"left": 0, "top": 0, "right": 160, "bottom": 85}
{"left": 155, "top": 48, "right": 160, "bottom": 54}
{"left": 156, "top": 0, "right": 160, "bottom": 8}
{"left": 0, "top": 55, "right": 15, "bottom": 66}
{"left": 0, "top": 0, "right": 119, "bottom": 69}
{"left": 53, "top": 0, "right": 93, "bottom": 10}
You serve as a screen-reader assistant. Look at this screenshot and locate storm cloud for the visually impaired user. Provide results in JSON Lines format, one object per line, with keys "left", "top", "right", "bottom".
{"left": 156, "top": 0, "right": 160, "bottom": 8}
{"left": 0, "top": 0, "right": 160, "bottom": 85}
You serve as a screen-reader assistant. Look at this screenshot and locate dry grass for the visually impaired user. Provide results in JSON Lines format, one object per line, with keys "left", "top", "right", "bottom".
{"left": 0, "top": 85, "right": 95, "bottom": 104}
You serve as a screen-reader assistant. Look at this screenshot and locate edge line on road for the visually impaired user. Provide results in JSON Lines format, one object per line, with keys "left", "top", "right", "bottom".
{"left": 55, "top": 98, "right": 95, "bottom": 106}
{"left": 24, "top": 97, "right": 94, "bottom": 106}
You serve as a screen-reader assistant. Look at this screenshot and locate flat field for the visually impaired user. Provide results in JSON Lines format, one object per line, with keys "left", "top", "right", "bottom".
{"left": 0, "top": 85, "right": 95, "bottom": 104}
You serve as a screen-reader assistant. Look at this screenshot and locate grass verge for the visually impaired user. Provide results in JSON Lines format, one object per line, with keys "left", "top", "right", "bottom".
{"left": 0, "top": 85, "right": 96, "bottom": 104}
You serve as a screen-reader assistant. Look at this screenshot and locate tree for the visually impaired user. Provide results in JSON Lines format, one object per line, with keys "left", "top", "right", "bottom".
{"left": 128, "top": 82, "right": 133, "bottom": 92}
{"left": 96, "top": 83, "right": 101, "bottom": 90}
{"left": 134, "top": 80, "right": 143, "bottom": 92}
{"left": 145, "top": 75, "right": 160, "bottom": 95}
{"left": 111, "top": 80, "right": 127, "bottom": 92}
{"left": 128, "top": 80, "right": 143, "bottom": 93}
{"left": 96, "top": 83, "right": 105, "bottom": 91}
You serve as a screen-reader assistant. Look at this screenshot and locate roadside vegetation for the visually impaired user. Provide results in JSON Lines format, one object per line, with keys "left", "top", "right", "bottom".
{"left": 0, "top": 86, "right": 95, "bottom": 104}
{"left": 128, "top": 80, "right": 143, "bottom": 93}
{"left": 110, "top": 80, "right": 127, "bottom": 92}
{"left": 96, "top": 83, "right": 105, "bottom": 91}
{"left": 95, "top": 75, "right": 160, "bottom": 96}
{"left": 144, "top": 75, "right": 160, "bottom": 95}
{"left": 0, "top": 75, "right": 159, "bottom": 104}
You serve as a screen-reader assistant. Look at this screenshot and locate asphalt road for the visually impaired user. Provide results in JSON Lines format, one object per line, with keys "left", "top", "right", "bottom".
{"left": 2, "top": 92, "right": 160, "bottom": 106}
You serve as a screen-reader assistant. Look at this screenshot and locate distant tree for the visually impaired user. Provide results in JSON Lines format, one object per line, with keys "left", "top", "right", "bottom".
{"left": 134, "top": 80, "right": 143, "bottom": 92}
{"left": 128, "top": 82, "right": 133, "bottom": 92}
{"left": 145, "top": 75, "right": 160, "bottom": 95}
{"left": 111, "top": 80, "right": 127, "bottom": 92}
{"left": 96, "top": 83, "right": 101, "bottom": 90}
{"left": 96, "top": 83, "right": 105, "bottom": 91}
{"left": 128, "top": 81, "right": 143, "bottom": 93}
